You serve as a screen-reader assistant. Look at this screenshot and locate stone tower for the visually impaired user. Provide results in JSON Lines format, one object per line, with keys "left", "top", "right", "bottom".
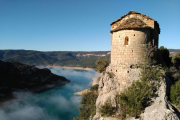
{"left": 109, "top": 11, "right": 160, "bottom": 92}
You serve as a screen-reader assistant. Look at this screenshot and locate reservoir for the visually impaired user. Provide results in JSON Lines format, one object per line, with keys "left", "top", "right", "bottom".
{"left": 0, "top": 67, "right": 98, "bottom": 120}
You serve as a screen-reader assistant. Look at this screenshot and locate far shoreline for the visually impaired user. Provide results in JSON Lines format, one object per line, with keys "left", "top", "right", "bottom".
{"left": 0, "top": 66, "right": 95, "bottom": 107}
{"left": 36, "top": 65, "right": 94, "bottom": 71}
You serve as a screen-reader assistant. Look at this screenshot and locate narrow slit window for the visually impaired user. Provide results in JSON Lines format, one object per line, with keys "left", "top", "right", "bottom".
{"left": 125, "top": 36, "right": 129, "bottom": 45}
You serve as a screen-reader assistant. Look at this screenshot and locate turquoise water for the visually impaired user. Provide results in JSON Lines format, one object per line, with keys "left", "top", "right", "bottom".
{"left": 0, "top": 68, "right": 98, "bottom": 120}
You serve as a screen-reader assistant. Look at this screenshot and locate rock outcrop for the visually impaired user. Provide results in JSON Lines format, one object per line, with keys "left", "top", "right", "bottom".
{"left": 93, "top": 65, "right": 180, "bottom": 120}
{"left": 140, "top": 76, "right": 180, "bottom": 120}
{"left": 92, "top": 74, "right": 101, "bottom": 86}
{"left": 93, "top": 64, "right": 140, "bottom": 119}
{"left": 74, "top": 89, "right": 91, "bottom": 95}
{"left": 93, "top": 70, "right": 118, "bottom": 119}
{"left": 0, "top": 60, "right": 70, "bottom": 101}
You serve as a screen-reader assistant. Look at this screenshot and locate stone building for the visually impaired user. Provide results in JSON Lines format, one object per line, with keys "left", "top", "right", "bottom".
{"left": 109, "top": 11, "right": 160, "bottom": 92}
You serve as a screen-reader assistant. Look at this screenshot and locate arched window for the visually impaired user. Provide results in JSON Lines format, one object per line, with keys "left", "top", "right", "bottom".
{"left": 125, "top": 36, "right": 129, "bottom": 45}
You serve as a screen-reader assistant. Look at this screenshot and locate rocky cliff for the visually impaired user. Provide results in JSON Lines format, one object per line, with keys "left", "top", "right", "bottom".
{"left": 93, "top": 65, "right": 180, "bottom": 120}
{"left": 0, "top": 60, "right": 70, "bottom": 101}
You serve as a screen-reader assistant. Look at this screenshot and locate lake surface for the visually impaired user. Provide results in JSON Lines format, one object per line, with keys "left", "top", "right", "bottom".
{"left": 0, "top": 67, "right": 98, "bottom": 120}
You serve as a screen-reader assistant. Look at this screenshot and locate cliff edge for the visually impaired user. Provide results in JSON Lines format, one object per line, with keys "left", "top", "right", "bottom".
{"left": 92, "top": 64, "right": 180, "bottom": 120}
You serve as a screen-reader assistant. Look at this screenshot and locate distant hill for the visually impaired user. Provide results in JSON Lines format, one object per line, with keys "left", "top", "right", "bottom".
{"left": 0, "top": 50, "right": 110, "bottom": 68}
{"left": 168, "top": 49, "right": 180, "bottom": 52}
{"left": 0, "top": 60, "right": 70, "bottom": 101}
{"left": 1, "top": 49, "right": 179, "bottom": 68}
{"left": 168, "top": 49, "right": 180, "bottom": 56}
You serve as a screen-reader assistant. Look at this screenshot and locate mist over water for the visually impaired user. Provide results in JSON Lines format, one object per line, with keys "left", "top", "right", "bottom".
{"left": 0, "top": 68, "right": 99, "bottom": 120}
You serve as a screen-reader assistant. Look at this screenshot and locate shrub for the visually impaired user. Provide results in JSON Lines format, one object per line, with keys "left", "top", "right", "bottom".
{"left": 170, "top": 80, "right": 180, "bottom": 109}
{"left": 95, "top": 58, "right": 109, "bottom": 73}
{"left": 108, "top": 72, "right": 115, "bottom": 78}
{"left": 172, "top": 52, "right": 180, "bottom": 69}
{"left": 159, "top": 46, "right": 172, "bottom": 67}
{"left": 116, "top": 80, "right": 153, "bottom": 117}
{"left": 90, "top": 84, "right": 99, "bottom": 91}
{"left": 166, "top": 66, "right": 180, "bottom": 83}
{"left": 74, "top": 92, "right": 98, "bottom": 120}
{"left": 99, "top": 102, "right": 116, "bottom": 117}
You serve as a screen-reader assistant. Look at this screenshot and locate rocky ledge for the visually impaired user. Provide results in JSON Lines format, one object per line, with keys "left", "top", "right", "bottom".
{"left": 93, "top": 65, "right": 180, "bottom": 120}
{"left": 0, "top": 60, "right": 70, "bottom": 101}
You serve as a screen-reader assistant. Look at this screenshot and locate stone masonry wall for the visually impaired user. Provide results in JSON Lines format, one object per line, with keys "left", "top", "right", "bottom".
{"left": 111, "top": 29, "right": 150, "bottom": 84}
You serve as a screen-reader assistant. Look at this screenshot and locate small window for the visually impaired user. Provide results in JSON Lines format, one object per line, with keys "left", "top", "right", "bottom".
{"left": 116, "top": 70, "right": 117, "bottom": 72}
{"left": 134, "top": 34, "right": 135, "bottom": 36}
{"left": 125, "top": 36, "right": 129, "bottom": 45}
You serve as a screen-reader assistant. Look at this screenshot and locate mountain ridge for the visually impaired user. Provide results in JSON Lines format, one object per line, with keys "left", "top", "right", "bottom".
{"left": 0, "top": 50, "right": 110, "bottom": 68}
{"left": 0, "top": 49, "right": 179, "bottom": 68}
{"left": 0, "top": 60, "right": 70, "bottom": 103}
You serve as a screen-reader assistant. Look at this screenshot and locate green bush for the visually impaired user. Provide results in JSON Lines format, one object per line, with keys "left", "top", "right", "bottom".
{"left": 172, "top": 52, "right": 180, "bottom": 69}
{"left": 74, "top": 92, "right": 98, "bottom": 120}
{"left": 170, "top": 80, "right": 180, "bottom": 109}
{"left": 90, "top": 84, "right": 99, "bottom": 91}
{"left": 166, "top": 67, "right": 180, "bottom": 83}
{"left": 95, "top": 58, "right": 109, "bottom": 73}
{"left": 159, "top": 46, "right": 172, "bottom": 67}
{"left": 108, "top": 72, "right": 115, "bottom": 78}
{"left": 99, "top": 102, "right": 116, "bottom": 117}
{"left": 116, "top": 80, "right": 153, "bottom": 117}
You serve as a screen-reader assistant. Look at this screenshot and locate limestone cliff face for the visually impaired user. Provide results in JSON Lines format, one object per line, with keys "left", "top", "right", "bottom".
{"left": 140, "top": 76, "right": 180, "bottom": 120}
{"left": 93, "top": 72, "right": 118, "bottom": 120}
{"left": 93, "top": 65, "right": 180, "bottom": 120}
{"left": 93, "top": 64, "right": 141, "bottom": 119}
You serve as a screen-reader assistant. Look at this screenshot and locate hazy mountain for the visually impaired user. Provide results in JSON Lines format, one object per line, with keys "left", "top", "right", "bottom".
{"left": 0, "top": 50, "right": 110, "bottom": 68}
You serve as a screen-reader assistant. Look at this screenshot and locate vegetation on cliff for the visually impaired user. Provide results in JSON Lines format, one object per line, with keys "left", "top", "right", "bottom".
{"left": 90, "top": 84, "right": 99, "bottom": 91}
{"left": 169, "top": 52, "right": 180, "bottom": 110}
{"left": 172, "top": 52, "right": 180, "bottom": 69}
{"left": 159, "top": 46, "right": 172, "bottom": 67}
{"left": 99, "top": 102, "right": 116, "bottom": 117}
{"left": 155, "top": 47, "right": 180, "bottom": 110}
{"left": 170, "top": 80, "right": 180, "bottom": 110}
{"left": 95, "top": 58, "right": 109, "bottom": 73}
{"left": 74, "top": 85, "right": 99, "bottom": 120}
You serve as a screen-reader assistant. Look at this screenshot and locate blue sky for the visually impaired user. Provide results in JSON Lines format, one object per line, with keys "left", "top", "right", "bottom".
{"left": 0, "top": 0, "right": 180, "bottom": 51}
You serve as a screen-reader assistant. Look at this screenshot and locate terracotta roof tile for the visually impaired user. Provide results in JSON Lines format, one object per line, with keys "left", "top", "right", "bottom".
{"left": 110, "top": 18, "right": 152, "bottom": 33}
{"left": 110, "top": 11, "right": 160, "bottom": 34}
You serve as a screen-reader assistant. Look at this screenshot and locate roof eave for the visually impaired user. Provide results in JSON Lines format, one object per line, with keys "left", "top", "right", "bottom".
{"left": 110, "top": 27, "right": 153, "bottom": 33}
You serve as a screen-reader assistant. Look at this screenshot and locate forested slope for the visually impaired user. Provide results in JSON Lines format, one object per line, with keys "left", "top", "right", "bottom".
{"left": 0, "top": 50, "right": 110, "bottom": 68}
